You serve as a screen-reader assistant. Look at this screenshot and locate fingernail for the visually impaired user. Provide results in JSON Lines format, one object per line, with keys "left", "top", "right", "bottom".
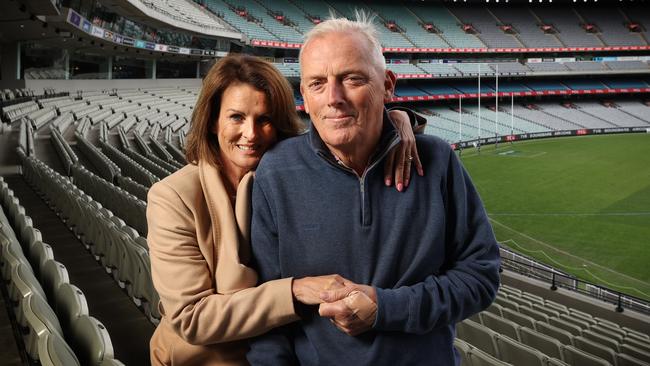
{"left": 418, "top": 168, "right": 424, "bottom": 176}
{"left": 397, "top": 183, "right": 403, "bottom": 192}
{"left": 385, "top": 179, "right": 391, "bottom": 186}
{"left": 405, "top": 179, "right": 409, "bottom": 187}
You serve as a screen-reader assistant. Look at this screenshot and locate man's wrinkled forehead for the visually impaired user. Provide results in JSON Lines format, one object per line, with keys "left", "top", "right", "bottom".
{"left": 299, "top": 32, "right": 380, "bottom": 79}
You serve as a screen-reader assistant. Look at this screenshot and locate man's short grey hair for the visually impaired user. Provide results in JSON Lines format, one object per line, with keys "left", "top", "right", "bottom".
{"left": 300, "top": 9, "right": 386, "bottom": 70}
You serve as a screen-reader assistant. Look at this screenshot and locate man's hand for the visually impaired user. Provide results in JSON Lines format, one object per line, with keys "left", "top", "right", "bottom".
{"left": 318, "top": 281, "right": 378, "bottom": 336}
{"left": 292, "top": 275, "right": 346, "bottom": 305}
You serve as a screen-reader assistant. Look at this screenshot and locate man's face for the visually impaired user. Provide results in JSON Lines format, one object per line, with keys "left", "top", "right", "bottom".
{"left": 300, "top": 32, "right": 395, "bottom": 154}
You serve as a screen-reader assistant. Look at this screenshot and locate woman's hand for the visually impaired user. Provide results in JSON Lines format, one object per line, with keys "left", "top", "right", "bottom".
{"left": 385, "top": 109, "right": 424, "bottom": 192}
{"left": 292, "top": 275, "right": 346, "bottom": 305}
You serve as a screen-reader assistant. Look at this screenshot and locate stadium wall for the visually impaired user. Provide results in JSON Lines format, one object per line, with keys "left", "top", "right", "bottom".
{"left": 16, "top": 78, "right": 202, "bottom": 92}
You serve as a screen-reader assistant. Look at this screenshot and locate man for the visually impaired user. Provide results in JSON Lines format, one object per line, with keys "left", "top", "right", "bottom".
{"left": 248, "top": 13, "right": 500, "bottom": 366}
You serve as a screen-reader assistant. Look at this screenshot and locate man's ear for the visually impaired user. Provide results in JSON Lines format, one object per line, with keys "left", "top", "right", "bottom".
{"left": 299, "top": 83, "right": 310, "bottom": 113}
{"left": 383, "top": 70, "right": 397, "bottom": 102}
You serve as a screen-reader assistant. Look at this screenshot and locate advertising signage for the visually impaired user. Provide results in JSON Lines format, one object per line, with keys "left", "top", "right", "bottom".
{"left": 68, "top": 10, "right": 81, "bottom": 27}
{"left": 452, "top": 127, "right": 650, "bottom": 150}
{"left": 64, "top": 8, "right": 217, "bottom": 58}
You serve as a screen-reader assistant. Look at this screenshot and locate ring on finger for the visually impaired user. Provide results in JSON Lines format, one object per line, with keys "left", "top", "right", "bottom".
{"left": 407, "top": 156, "right": 413, "bottom": 161}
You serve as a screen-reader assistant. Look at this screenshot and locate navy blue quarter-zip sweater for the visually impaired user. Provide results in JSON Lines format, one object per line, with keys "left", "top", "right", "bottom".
{"left": 248, "top": 113, "right": 500, "bottom": 366}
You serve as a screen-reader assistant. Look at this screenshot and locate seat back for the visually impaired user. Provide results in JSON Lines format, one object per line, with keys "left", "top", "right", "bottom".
{"left": 37, "top": 331, "right": 81, "bottom": 366}
{"left": 41, "top": 259, "right": 70, "bottom": 303}
{"left": 495, "top": 334, "right": 547, "bottom": 366}
{"left": 53, "top": 283, "right": 89, "bottom": 336}
{"left": 536, "top": 321, "right": 574, "bottom": 346}
{"left": 457, "top": 319, "right": 500, "bottom": 358}
{"left": 574, "top": 336, "right": 617, "bottom": 365}
{"left": 562, "top": 345, "right": 611, "bottom": 366}
{"left": 70, "top": 315, "right": 115, "bottom": 366}
{"left": 22, "top": 293, "right": 64, "bottom": 361}
{"left": 481, "top": 311, "right": 521, "bottom": 341}
{"left": 519, "top": 326, "right": 563, "bottom": 360}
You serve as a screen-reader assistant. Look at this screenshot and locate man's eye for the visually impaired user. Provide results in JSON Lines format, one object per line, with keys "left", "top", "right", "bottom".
{"left": 309, "top": 81, "right": 323, "bottom": 90}
{"left": 346, "top": 76, "right": 365, "bottom": 83}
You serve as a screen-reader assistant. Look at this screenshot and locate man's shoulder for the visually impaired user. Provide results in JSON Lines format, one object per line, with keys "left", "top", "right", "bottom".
{"left": 416, "top": 134, "right": 453, "bottom": 156}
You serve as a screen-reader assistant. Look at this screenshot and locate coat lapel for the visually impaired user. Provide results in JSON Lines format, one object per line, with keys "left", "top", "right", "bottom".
{"left": 198, "top": 161, "right": 258, "bottom": 294}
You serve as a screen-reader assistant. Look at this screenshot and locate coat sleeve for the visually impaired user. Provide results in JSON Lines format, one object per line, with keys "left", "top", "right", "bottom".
{"left": 246, "top": 177, "right": 298, "bottom": 365}
{"left": 146, "top": 180, "right": 299, "bottom": 346}
{"left": 372, "top": 146, "right": 501, "bottom": 334}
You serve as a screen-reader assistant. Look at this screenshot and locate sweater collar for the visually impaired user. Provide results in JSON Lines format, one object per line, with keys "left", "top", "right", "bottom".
{"left": 308, "top": 108, "right": 401, "bottom": 169}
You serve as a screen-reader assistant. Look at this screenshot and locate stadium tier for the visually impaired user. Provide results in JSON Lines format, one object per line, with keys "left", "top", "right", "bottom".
{"left": 2, "top": 0, "right": 650, "bottom": 365}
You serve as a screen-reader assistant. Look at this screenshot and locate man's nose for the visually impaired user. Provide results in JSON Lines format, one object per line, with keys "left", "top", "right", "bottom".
{"left": 327, "top": 81, "right": 345, "bottom": 107}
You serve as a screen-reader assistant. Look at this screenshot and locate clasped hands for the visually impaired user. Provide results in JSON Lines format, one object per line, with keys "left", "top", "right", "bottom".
{"left": 292, "top": 275, "right": 377, "bottom": 336}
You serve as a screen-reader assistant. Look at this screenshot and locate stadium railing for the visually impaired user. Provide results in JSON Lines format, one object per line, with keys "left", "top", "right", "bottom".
{"left": 500, "top": 247, "right": 650, "bottom": 315}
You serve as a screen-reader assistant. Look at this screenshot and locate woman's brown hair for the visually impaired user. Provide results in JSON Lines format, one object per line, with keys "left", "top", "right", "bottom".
{"left": 185, "top": 55, "right": 305, "bottom": 166}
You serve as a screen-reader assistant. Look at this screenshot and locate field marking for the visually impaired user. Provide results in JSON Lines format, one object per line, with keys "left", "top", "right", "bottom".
{"left": 490, "top": 212, "right": 650, "bottom": 217}
{"left": 500, "top": 239, "right": 650, "bottom": 298}
{"left": 459, "top": 138, "right": 566, "bottom": 159}
{"left": 489, "top": 217, "right": 650, "bottom": 288}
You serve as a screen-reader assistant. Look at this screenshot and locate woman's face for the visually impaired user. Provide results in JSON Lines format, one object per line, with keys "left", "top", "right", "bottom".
{"left": 212, "top": 82, "right": 277, "bottom": 175}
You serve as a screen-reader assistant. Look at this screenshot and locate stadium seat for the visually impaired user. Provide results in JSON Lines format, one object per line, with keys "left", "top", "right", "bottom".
{"left": 22, "top": 293, "right": 64, "bottom": 361}
{"left": 37, "top": 331, "right": 81, "bottom": 366}
{"left": 549, "top": 317, "right": 583, "bottom": 337}
{"left": 27, "top": 241, "right": 54, "bottom": 279}
{"left": 559, "top": 313, "right": 593, "bottom": 331}
{"left": 536, "top": 321, "right": 575, "bottom": 347}
{"left": 40, "top": 259, "right": 70, "bottom": 303}
{"left": 621, "top": 344, "right": 650, "bottom": 364}
{"left": 10, "top": 262, "right": 47, "bottom": 325}
{"left": 502, "top": 307, "right": 537, "bottom": 330}
{"left": 455, "top": 338, "right": 473, "bottom": 365}
{"left": 623, "top": 338, "right": 650, "bottom": 355}
{"left": 53, "top": 283, "right": 89, "bottom": 336}
{"left": 562, "top": 345, "right": 612, "bottom": 366}
{"left": 573, "top": 336, "right": 618, "bottom": 366}
{"left": 494, "top": 334, "right": 548, "bottom": 366}
{"left": 480, "top": 311, "right": 521, "bottom": 341}
{"left": 519, "top": 306, "right": 550, "bottom": 323}
{"left": 454, "top": 338, "right": 512, "bottom": 366}
{"left": 1, "top": 233, "right": 30, "bottom": 281}
{"left": 69, "top": 315, "right": 115, "bottom": 366}
{"left": 494, "top": 295, "right": 520, "bottom": 312}
{"left": 533, "top": 303, "right": 561, "bottom": 319}
{"left": 616, "top": 352, "right": 650, "bottom": 366}
{"left": 583, "top": 329, "right": 621, "bottom": 352}
{"left": 485, "top": 303, "right": 504, "bottom": 317}
{"left": 519, "top": 327, "right": 564, "bottom": 361}
{"left": 99, "top": 358, "right": 126, "bottom": 366}
{"left": 457, "top": 319, "right": 500, "bottom": 357}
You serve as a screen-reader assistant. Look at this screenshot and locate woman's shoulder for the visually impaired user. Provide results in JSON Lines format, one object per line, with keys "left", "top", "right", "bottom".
{"left": 149, "top": 164, "right": 202, "bottom": 200}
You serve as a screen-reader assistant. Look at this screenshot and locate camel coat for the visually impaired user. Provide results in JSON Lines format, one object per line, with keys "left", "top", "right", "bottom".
{"left": 146, "top": 161, "right": 299, "bottom": 365}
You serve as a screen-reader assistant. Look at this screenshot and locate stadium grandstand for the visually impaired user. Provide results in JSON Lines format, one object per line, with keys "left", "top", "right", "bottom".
{"left": 1, "top": 0, "right": 649, "bottom": 365}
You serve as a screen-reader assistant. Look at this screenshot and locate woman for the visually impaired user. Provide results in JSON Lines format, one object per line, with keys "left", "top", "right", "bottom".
{"left": 146, "top": 55, "right": 422, "bottom": 365}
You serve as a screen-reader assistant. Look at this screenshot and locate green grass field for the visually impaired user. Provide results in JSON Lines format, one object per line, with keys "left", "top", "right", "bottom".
{"left": 459, "top": 133, "right": 650, "bottom": 301}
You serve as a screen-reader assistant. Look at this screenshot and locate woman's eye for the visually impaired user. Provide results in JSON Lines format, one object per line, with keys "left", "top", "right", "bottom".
{"left": 230, "top": 114, "right": 243, "bottom": 122}
{"left": 257, "top": 116, "right": 271, "bottom": 125}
